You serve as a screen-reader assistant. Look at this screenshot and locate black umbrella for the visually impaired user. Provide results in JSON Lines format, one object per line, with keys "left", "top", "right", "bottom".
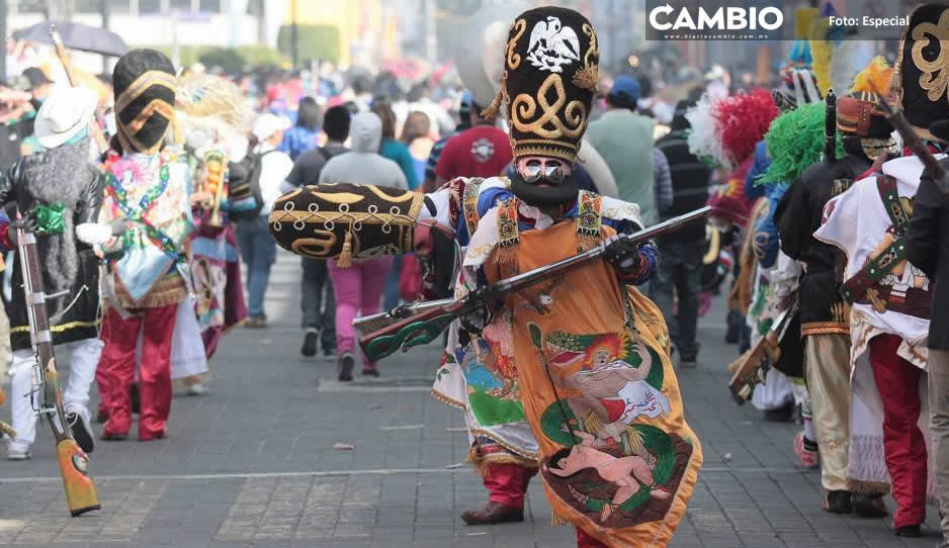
{"left": 13, "top": 21, "right": 129, "bottom": 57}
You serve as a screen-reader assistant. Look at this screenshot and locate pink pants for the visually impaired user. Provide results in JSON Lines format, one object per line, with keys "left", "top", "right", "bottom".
{"left": 328, "top": 256, "right": 392, "bottom": 368}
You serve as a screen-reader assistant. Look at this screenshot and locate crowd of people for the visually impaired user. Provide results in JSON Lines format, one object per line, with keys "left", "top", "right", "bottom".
{"left": 5, "top": 2, "right": 949, "bottom": 547}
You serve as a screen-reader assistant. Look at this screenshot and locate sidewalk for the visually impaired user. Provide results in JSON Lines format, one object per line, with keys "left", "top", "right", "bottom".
{"left": 0, "top": 250, "right": 943, "bottom": 547}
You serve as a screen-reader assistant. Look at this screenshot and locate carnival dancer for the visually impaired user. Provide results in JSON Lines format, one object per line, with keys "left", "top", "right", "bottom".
{"left": 815, "top": 5, "right": 944, "bottom": 535}
{"left": 0, "top": 86, "right": 104, "bottom": 459}
{"left": 88, "top": 49, "right": 193, "bottom": 442}
{"left": 459, "top": 8, "right": 701, "bottom": 546}
{"left": 175, "top": 72, "right": 250, "bottom": 391}
{"left": 776, "top": 57, "right": 899, "bottom": 517}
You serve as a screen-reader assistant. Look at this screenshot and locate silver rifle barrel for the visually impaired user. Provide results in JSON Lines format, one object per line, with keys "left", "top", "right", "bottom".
{"left": 353, "top": 298, "right": 454, "bottom": 331}
{"left": 489, "top": 206, "right": 711, "bottom": 296}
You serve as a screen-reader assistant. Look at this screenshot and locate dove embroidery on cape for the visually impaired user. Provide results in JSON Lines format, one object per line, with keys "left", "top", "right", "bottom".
{"left": 526, "top": 16, "right": 580, "bottom": 73}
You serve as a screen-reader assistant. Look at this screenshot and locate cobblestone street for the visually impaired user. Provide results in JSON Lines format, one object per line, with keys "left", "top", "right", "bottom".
{"left": 0, "top": 252, "right": 944, "bottom": 547}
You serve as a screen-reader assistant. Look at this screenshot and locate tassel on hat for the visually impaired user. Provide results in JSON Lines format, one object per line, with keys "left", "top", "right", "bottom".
{"left": 336, "top": 230, "right": 354, "bottom": 268}
{"left": 481, "top": 89, "right": 504, "bottom": 121}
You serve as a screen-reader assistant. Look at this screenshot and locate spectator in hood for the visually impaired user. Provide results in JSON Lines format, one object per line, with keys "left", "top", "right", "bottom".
{"left": 318, "top": 112, "right": 406, "bottom": 382}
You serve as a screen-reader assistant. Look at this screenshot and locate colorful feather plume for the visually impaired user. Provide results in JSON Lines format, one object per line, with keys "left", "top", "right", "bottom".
{"left": 851, "top": 56, "right": 894, "bottom": 95}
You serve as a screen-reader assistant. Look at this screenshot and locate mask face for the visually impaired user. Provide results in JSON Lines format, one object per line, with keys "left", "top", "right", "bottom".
{"left": 511, "top": 158, "right": 579, "bottom": 208}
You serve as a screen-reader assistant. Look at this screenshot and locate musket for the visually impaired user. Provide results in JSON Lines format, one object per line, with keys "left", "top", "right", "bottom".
{"left": 728, "top": 296, "right": 799, "bottom": 405}
{"left": 824, "top": 89, "right": 837, "bottom": 163}
{"left": 875, "top": 93, "right": 949, "bottom": 195}
{"left": 48, "top": 24, "right": 109, "bottom": 154}
{"left": 359, "top": 206, "right": 711, "bottom": 362}
{"left": 15, "top": 213, "right": 100, "bottom": 516}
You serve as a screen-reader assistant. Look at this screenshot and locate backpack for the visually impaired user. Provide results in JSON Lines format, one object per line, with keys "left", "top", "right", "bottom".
{"left": 228, "top": 150, "right": 277, "bottom": 220}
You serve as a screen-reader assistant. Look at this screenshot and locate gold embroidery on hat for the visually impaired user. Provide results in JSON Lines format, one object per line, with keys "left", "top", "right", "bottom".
{"left": 572, "top": 23, "right": 599, "bottom": 94}
{"left": 911, "top": 8, "right": 949, "bottom": 102}
{"left": 511, "top": 74, "right": 587, "bottom": 140}
{"left": 507, "top": 19, "right": 526, "bottom": 70}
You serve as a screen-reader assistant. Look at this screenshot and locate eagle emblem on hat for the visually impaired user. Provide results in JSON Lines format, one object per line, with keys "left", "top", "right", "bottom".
{"left": 527, "top": 16, "right": 581, "bottom": 73}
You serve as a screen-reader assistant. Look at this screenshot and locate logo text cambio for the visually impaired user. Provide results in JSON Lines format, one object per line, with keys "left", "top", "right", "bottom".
{"left": 648, "top": 4, "right": 784, "bottom": 34}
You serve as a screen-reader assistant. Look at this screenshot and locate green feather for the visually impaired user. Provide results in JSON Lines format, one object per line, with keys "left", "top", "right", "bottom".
{"left": 757, "top": 102, "right": 844, "bottom": 187}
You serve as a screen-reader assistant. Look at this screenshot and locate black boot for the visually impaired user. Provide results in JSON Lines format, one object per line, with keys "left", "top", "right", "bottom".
{"left": 852, "top": 493, "right": 888, "bottom": 518}
{"left": 823, "top": 490, "right": 853, "bottom": 514}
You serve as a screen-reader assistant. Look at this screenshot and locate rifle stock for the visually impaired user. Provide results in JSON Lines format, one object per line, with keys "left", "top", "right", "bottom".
{"left": 357, "top": 207, "right": 710, "bottom": 361}
{"left": 728, "top": 297, "right": 799, "bottom": 404}
{"left": 57, "top": 438, "right": 100, "bottom": 516}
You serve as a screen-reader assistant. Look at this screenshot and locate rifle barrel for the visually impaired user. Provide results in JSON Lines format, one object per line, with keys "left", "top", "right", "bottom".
{"left": 824, "top": 89, "right": 837, "bottom": 163}
{"left": 490, "top": 206, "right": 711, "bottom": 296}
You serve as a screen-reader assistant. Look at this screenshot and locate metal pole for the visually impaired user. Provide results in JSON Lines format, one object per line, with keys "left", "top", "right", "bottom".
{"left": 101, "top": 0, "right": 110, "bottom": 75}
{"left": 290, "top": 0, "right": 298, "bottom": 69}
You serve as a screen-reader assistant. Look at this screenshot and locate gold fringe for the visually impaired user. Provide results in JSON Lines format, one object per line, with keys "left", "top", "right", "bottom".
{"left": 336, "top": 230, "right": 353, "bottom": 268}
{"left": 551, "top": 513, "right": 569, "bottom": 527}
{"left": 481, "top": 90, "right": 504, "bottom": 120}
{"left": 847, "top": 478, "right": 891, "bottom": 496}
{"left": 493, "top": 245, "right": 518, "bottom": 271}
{"left": 572, "top": 66, "right": 599, "bottom": 95}
{"left": 466, "top": 443, "right": 488, "bottom": 478}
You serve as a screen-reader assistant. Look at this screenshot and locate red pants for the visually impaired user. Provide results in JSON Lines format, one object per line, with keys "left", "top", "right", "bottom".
{"left": 97, "top": 304, "right": 177, "bottom": 440}
{"left": 869, "top": 334, "right": 927, "bottom": 528}
{"left": 483, "top": 462, "right": 536, "bottom": 508}
{"left": 576, "top": 527, "right": 608, "bottom": 547}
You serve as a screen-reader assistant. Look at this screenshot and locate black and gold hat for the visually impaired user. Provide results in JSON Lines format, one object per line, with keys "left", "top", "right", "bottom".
{"left": 892, "top": 3, "right": 949, "bottom": 141}
{"left": 268, "top": 183, "right": 425, "bottom": 267}
{"left": 112, "top": 49, "right": 178, "bottom": 155}
{"left": 486, "top": 6, "right": 599, "bottom": 164}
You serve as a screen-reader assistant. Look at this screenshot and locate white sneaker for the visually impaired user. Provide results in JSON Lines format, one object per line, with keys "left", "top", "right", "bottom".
{"left": 187, "top": 382, "right": 208, "bottom": 396}
{"left": 7, "top": 439, "right": 32, "bottom": 460}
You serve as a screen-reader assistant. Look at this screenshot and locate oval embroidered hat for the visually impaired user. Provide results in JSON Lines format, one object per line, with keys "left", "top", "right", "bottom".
{"left": 34, "top": 85, "right": 97, "bottom": 149}
{"left": 892, "top": 2, "right": 949, "bottom": 141}
{"left": 487, "top": 6, "right": 599, "bottom": 164}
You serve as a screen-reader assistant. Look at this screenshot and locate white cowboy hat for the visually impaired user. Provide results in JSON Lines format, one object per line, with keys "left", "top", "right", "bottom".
{"left": 252, "top": 113, "right": 291, "bottom": 142}
{"left": 34, "top": 86, "right": 97, "bottom": 149}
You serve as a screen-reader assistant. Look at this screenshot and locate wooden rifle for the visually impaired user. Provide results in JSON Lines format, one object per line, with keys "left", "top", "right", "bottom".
{"left": 204, "top": 150, "right": 227, "bottom": 228}
{"left": 875, "top": 92, "right": 949, "bottom": 195}
{"left": 15, "top": 214, "right": 100, "bottom": 516}
{"left": 728, "top": 296, "right": 799, "bottom": 405}
{"left": 357, "top": 207, "right": 711, "bottom": 362}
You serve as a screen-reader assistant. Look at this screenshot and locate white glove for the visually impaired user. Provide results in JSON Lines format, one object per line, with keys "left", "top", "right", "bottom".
{"left": 75, "top": 223, "right": 113, "bottom": 246}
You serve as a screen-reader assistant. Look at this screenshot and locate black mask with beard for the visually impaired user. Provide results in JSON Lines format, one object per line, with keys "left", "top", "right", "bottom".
{"left": 420, "top": 225, "right": 456, "bottom": 300}
{"left": 511, "top": 169, "right": 580, "bottom": 209}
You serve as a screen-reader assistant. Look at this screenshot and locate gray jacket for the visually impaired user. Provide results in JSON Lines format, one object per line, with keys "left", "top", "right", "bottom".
{"left": 318, "top": 112, "right": 407, "bottom": 190}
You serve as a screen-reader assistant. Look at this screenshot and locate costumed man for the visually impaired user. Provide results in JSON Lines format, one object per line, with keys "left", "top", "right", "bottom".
{"left": 776, "top": 57, "right": 899, "bottom": 517}
{"left": 175, "top": 72, "right": 250, "bottom": 393}
{"left": 0, "top": 86, "right": 104, "bottom": 460}
{"left": 815, "top": 4, "right": 943, "bottom": 536}
{"left": 86, "top": 49, "right": 193, "bottom": 442}
{"left": 461, "top": 8, "right": 700, "bottom": 546}
{"left": 268, "top": 9, "right": 701, "bottom": 545}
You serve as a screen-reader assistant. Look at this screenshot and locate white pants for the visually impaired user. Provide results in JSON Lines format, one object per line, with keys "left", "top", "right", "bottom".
{"left": 9, "top": 337, "right": 103, "bottom": 444}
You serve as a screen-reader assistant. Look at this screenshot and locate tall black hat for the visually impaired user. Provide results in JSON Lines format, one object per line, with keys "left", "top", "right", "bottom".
{"left": 487, "top": 6, "right": 599, "bottom": 164}
{"left": 112, "top": 49, "right": 178, "bottom": 154}
{"left": 893, "top": 3, "right": 949, "bottom": 141}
